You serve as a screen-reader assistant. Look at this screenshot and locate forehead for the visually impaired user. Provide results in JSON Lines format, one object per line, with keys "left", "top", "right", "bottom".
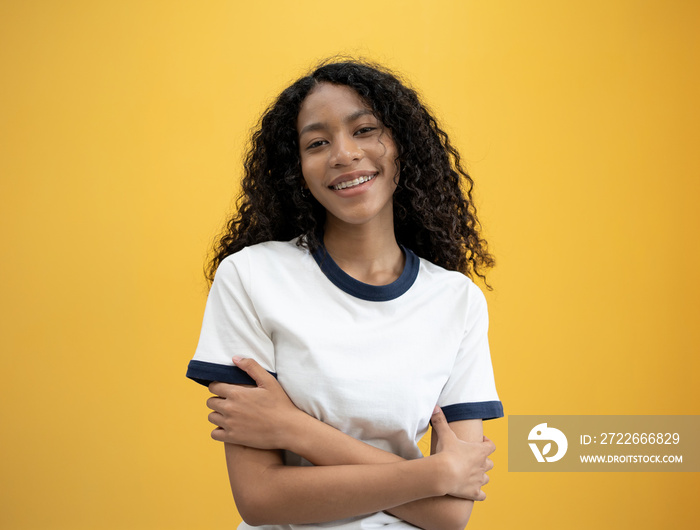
{"left": 297, "top": 83, "right": 373, "bottom": 132}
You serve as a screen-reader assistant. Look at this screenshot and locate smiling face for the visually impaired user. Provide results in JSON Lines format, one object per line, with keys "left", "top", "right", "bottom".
{"left": 297, "top": 83, "right": 399, "bottom": 232}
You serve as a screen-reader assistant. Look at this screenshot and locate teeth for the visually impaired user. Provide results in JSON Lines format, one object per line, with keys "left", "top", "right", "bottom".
{"left": 331, "top": 174, "right": 376, "bottom": 190}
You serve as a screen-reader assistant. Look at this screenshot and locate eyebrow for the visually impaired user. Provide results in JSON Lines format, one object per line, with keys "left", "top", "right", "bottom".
{"left": 298, "top": 109, "right": 374, "bottom": 137}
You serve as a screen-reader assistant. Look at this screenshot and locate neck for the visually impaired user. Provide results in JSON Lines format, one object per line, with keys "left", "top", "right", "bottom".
{"left": 322, "top": 218, "right": 404, "bottom": 286}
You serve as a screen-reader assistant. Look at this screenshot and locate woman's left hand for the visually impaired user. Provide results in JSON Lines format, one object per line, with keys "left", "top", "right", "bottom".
{"left": 206, "top": 357, "right": 303, "bottom": 450}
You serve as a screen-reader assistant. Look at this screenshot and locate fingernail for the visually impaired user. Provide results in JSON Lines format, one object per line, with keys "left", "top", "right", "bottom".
{"left": 433, "top": 405, "right": 440, "bottom": 415}
{"left": 232, "top": 356, "right": 243, "bottom": 364}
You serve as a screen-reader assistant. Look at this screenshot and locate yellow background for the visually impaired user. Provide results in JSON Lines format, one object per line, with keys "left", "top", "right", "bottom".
{"left": 1, "top": 1, "right": 698, "bottom": 528}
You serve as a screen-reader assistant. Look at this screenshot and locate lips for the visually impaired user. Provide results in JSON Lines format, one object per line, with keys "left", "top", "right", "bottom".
{"left": 328, "top": 171, "right": 378, "bottom": 191}
{"left": 330, "top": 173, "right": 377, "bottom": 190}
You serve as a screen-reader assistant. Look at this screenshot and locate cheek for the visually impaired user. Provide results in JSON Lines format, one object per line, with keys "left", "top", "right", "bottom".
{"left": 300, "top": 153, "right": 321, "bottom": 176}
{"left": 377, "top": 138, "right": 399, "bottom": 169}
{"left": 383, "top": 148, "right": 400, "bottom": 183}
{"left": 300, "top": 162, "right": 324, "bottom": 192}
{"left": 298, "top": 157, "right": 311, "bottom": 183}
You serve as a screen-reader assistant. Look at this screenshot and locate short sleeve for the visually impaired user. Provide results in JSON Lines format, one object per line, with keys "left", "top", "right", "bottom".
{"left": 437, "top": 283, "right": 504, "bottom": 422}
{"left": 186, "top": 251, "right": 276, "bottom": 386}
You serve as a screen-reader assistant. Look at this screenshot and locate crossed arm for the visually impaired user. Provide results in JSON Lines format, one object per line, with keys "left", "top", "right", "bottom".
{"left": 207, "top": 357, "right": 496, "bottom": 530}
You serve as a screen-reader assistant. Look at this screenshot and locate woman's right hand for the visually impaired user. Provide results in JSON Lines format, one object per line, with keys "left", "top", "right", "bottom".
{"left": 430, "top": 406, "right": 495, "bottom": 501}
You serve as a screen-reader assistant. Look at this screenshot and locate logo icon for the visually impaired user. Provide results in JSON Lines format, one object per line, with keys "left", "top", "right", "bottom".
{"left": 528, "top": 423, "right": 568, "bottom": 462}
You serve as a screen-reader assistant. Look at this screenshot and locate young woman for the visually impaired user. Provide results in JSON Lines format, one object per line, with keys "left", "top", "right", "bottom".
{"left": 187, "top": 59, "right": 503, "bottom": 530}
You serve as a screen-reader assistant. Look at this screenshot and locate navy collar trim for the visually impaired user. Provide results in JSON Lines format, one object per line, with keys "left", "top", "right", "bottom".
{"left": 311, "top": 243, "right": 420, "bottom": 302}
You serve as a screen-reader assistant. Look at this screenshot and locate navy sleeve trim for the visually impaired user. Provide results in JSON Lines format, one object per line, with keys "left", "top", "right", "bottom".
{"left": 442, "top": 401, "right": 504, "bottom": 422}
{"left": 186, "top": 360, "right": 277, "bottom": 387}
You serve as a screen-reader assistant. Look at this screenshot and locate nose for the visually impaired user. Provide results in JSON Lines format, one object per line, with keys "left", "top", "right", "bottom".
{"left": 330, "top": 134, "right": 362, "bottom": 167}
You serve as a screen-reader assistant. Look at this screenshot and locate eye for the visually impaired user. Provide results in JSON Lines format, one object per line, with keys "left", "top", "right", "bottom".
{"left": 306, "top": 139, "right": 328, "bottom": 150}
{"left": 355, "top": 126, "right": 377, "bottom": 135}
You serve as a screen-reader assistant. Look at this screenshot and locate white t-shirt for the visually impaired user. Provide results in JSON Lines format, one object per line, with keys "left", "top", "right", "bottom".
{"left": 188, "top": 239, "right": 503, "bottom": 530}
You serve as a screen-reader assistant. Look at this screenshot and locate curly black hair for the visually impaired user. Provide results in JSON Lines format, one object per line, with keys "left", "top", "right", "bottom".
{"left": 206, "top": 58, "right": 494, "bottom": 286}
